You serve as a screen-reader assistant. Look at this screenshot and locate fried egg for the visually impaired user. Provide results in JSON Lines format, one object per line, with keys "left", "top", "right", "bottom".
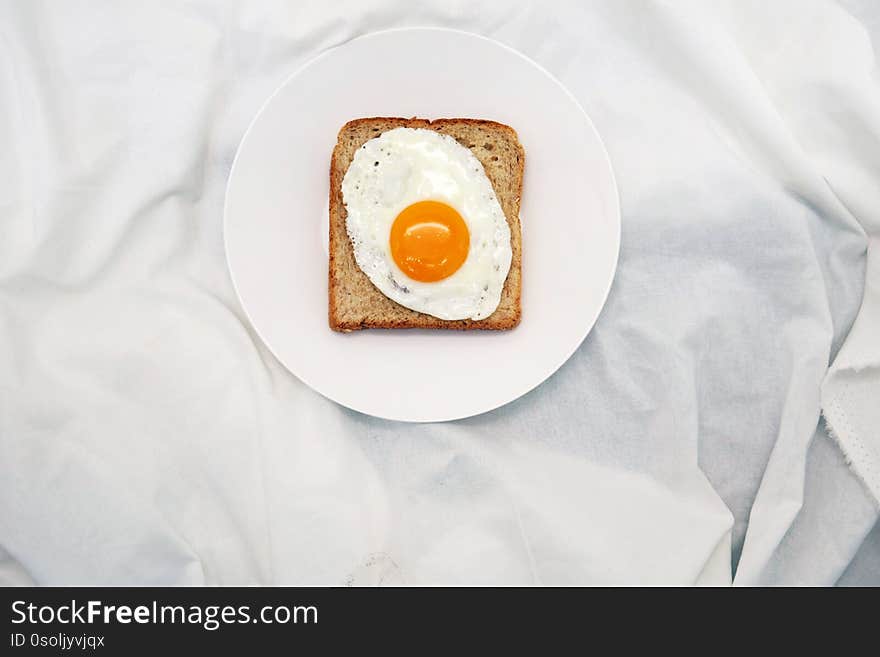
{"left": 341, "top": 127, "right": 512, "bottom": 321}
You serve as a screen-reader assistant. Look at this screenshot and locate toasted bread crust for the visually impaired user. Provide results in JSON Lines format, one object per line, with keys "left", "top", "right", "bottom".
{"left": 329, "top": 117, "right": 524, "bottom": 331}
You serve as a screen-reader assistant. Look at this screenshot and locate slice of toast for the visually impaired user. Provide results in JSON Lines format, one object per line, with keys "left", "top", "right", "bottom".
{"left": 329, "top": 118, "right": 524, "bottom": 331}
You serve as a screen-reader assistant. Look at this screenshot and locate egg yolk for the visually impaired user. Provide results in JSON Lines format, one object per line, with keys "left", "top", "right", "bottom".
{"left": 389, "top": 201, "right": 470, "bottom": 282}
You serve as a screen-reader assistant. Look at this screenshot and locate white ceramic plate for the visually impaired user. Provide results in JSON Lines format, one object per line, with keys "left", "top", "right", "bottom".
{"left": 224, "top": 28, "right": 620, "bottom": 422}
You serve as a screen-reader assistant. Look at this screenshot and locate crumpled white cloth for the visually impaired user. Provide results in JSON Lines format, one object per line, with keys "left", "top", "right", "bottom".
{"left": 0, "top": 0, "right": 878, "bottom": 586}
{"left": 822, "top": 242, "right": 880, "bottom": 503}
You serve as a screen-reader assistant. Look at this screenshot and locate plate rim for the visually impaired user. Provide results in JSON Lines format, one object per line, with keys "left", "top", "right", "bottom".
{"left": 223, "top": 26, "right": 621, "bottom": 422}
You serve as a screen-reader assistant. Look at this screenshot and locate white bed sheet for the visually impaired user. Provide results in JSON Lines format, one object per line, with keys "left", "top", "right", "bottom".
{"left": 0, "top": 0, "right": 877, "bottom": 585}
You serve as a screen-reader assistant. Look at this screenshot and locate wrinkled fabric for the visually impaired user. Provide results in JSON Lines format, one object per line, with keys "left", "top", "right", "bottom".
{"left": 0, "top": 0, "right": 877, "bottom": 586}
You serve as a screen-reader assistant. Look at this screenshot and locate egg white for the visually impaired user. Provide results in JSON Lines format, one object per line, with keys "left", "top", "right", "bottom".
{"left": 341, "top": 127, "right": 512, "bottom": 321}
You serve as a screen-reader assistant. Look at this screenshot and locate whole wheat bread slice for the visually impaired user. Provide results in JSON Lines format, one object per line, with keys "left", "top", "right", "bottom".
{"left": 329, "top": 117, "right": 524, "bottom": 331}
